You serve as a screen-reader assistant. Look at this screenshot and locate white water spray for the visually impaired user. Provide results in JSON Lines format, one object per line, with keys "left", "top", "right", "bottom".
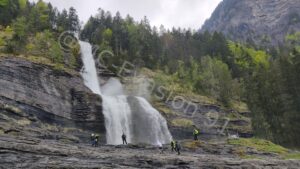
{"left": 79, "top": 41, "right": 101, "bottom": 95}
{"left": 80, "top": 41, "right": 172, "bottom": 145}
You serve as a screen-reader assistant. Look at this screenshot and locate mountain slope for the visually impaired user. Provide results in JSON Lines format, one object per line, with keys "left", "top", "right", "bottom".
{"left": 202, "top": 0, "right": 300, "bottom": 46}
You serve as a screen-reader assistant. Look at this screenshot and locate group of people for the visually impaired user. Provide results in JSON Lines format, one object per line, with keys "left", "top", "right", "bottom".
{"left": 90, "top": 133, "right": 128, "bottom": 146}
{"left": 169, "top": 128, "right": 200, "bottom": 155}
{"left": 90, "top": 133, "right": 100, "bottom": 147}
{"left": 170, "top": 140, "right": 181, "bottom": 155}
{"left": 90, "top": 128, "right": 200, "bottom": 156}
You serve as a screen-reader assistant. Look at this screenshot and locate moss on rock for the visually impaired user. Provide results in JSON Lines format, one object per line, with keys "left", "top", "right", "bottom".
{"left": 171, "top": 118, "right": 194, "bottom": 128}
{"left": 228, "top": 138, "right": 288, "bottom": 154}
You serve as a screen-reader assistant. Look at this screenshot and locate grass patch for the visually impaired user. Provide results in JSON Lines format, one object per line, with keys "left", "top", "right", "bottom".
{"left": 0, "top": 38, "right": 4, "bottom": 46}
{"left": 26, "top": 55, "right": 70, "bottom": 73}
{"left": 226, "top": 111, "right": 250, "bottom": 122}
{"left": 2, "top": 104, "right": 22, "bottom": 114}
{"left": 242, "top": 155, "right": 263, "bottom": 160}
{"left": 231, "top": 101, "right": 249, "bottom": 113}
{"left": 157, "top": 105, "right": 173, "bottom": 115}
{"left": 0, "top": 54, "right": 79, "bottom": 76}
{"left": 16, "top": 118, "right": 31, "bottom": 126}
{"left": 232, "top": 147, "right": 246, "bottom": 157}
{"left": 152, "top": 101, "right": 177, "bottom": 116}
{"left": 183, "top": 140, "right": 202, "bottom": 149}
{"left": 284, "top": 153, "right": 300, "bottom": 160}
{"left": 228, "top": 138, "right": 288, "bottom": 154}
{"left": 225, "top": 123, "right": 253, "bottom": 134}
{"left": 63, "top": 127, "right": 83, "bottom": 133}
{"left": 232, "top": 147, "right": 263, "bottom": 159}
{"left": 26, "top": 55, "right": 54, "bottom": 65}
{"left": 171, "top": 118, "right": 194, "bottom": 128}
{"left": 42, "top": 124, "right": 60, "bottom": 132}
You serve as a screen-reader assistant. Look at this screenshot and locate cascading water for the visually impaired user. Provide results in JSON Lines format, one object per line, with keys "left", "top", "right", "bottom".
{"left": 79, "top": 40, "right": 172, "bottom": 145}
{"left": 79, "top": 41, "right": 101, "bottom": 95}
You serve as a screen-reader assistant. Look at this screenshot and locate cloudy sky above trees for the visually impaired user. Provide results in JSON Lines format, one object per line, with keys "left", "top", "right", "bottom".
{"left": 33, "top": 0, "right": 221, "bottom": 29}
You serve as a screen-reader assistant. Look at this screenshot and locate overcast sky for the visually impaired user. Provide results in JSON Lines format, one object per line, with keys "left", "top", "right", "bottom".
{"left": 32, "top": 0, "right": 221, "bottom": 29}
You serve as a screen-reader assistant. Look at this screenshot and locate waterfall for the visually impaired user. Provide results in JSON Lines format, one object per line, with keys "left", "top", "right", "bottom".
{"left": 79, "top": 41, "right": 101, "bottom": 95}
{"left": 79, "top": 41, "right": 172, "bottom": 145}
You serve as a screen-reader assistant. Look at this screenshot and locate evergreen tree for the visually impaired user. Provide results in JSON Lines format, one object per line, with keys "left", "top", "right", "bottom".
{"left": 68, "top": 7, "right": 79, "bottom": 32}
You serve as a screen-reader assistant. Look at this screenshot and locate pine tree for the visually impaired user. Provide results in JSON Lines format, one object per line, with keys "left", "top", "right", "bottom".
{"left": 68, "top": 7, "right": 79, "bottom": 32}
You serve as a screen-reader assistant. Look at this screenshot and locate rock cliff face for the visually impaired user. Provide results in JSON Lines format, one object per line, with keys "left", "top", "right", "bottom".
{"left": 0, "top": 57, "right": 299, "bottom": 168}
{"left": 0, "top": 56, "right": 105, "bottom": 135}
{"left": 202, "top": 0, "right": 300, "bottom": 46}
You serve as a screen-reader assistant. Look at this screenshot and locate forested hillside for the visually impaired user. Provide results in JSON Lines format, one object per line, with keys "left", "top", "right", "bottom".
{"left": 81, "top": 9, "right": 300, "bottom": 147}
{"left": 0, "top": 0, "right": 80, "bottom": 70}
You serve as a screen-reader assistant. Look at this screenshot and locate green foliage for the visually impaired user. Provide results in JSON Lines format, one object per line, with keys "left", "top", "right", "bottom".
{"left": 0, "top": 28, "right": 13, "bottom": 48}
{"left": 244, "top": 49, "right": 300, "bottom": 147}
{"left": 183, "top": 140, "right": 202, "bottom": 149}
{"left": 57, "top": 9, "right": 69, "bottom": 32}
{"left": 171, "top": 118, "right": 194, "bottom": 128}
{"left": 196, "top": 56, "right": 235, "bottom": 106}
{"left": 103, "top": 28, "right": 113, "bottom": 41}
{"left": 0, "top": 38, "right": 4, "bottom": 46}
{"left": 29, "top": 0, "right": 50, "bottom": 31}
{"left": 0, "top": 0, "right": 8, "bottom": 6}
{"left": 18, "top": 0, "right": 26, "bottom": 9}
{"left": 285, "top": 32, "right": 300, "bottom": 42}
{"left": 99, "top": 28, "right": 113, "bottom": 52}
{"left": 285, "top": 153, "right": 300, "bottom": 159}
{"left": 286, "top": 32, "right": 300, "bottom": 52}
{"left": 49, "top": 42, "right": 63, "bottom": 63}
{"left": 0, "top": 0, "right": 82, "bottom": 69}
{"left": 141, "top": 68, "right": 217, "bottom": 105}
{"left": 229, "top": 41, "right": 270, "bottom": 69}
{"left": 69, "top": 43, "right": 80, "bottom": 68}
{"left": 12, "top": 17, "right": 28, "bottom": 42}
{"left": 228, "top": 138, "right": 288, "bottom": 154}
{"left": 33, "top": 30, "right": 53, "bottom": 54}
{"left": 67, "top": 7, "right": 80, "bottom": 31}
{"left": 28, "top": 30, "right": 63, "bottom": 63}
{"left": 0, "top": 0, "right": 20, "bottom": 25}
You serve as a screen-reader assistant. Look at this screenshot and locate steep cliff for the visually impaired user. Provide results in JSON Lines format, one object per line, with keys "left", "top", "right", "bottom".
{"left": 0, "top": 56, "right": 105, "bottom": 140}
{"left": 202, "top": 0, "right": 300, "bottom": 46}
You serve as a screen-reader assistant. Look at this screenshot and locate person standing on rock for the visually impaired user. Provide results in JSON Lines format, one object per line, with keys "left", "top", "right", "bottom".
{"left": 175, "top": 141, "right": 181, "bottom": 155}
{"left": 122, "top": 133, "right": 127, "bottom": 145}
{"left": 193, "top": 128, "right": 199, "bottom": 141}
{"left": 95, "top": 134, "right": 100, "bottom": 147}
{"left": 91, "top": 133, "right": 96, "bottom": 147}
{"left": 170, "top": 140, "right": 176, "bottom": 152}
